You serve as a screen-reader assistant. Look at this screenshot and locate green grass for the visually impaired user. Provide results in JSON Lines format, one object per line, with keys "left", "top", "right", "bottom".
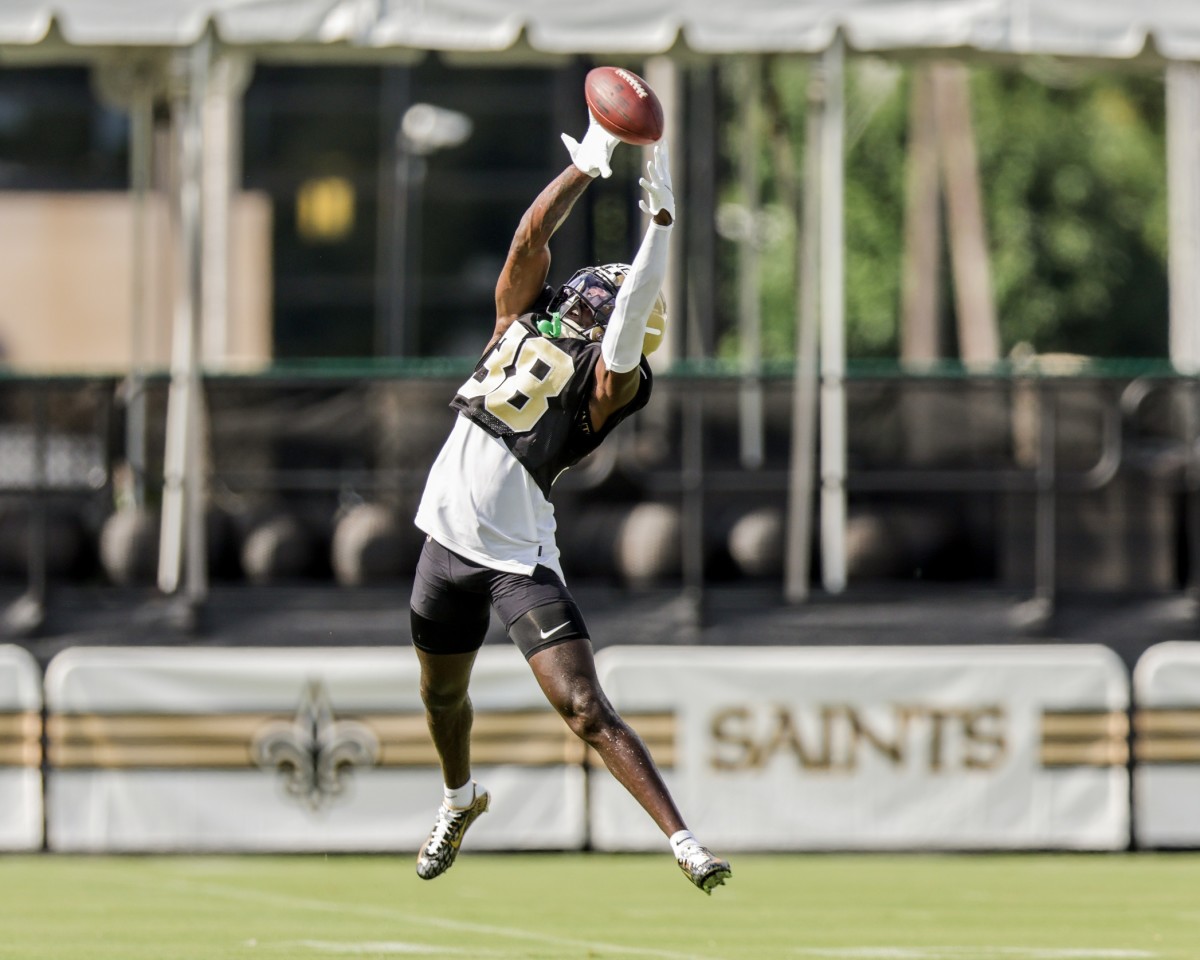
{"left": 0, "top": 853, "right": 1197, "bottom": 960}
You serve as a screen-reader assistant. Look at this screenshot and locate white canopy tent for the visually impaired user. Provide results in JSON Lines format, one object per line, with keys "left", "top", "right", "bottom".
{"left": 3, "top": 1, "right": 1200, "bottom": 59}
{"left": 0, "top": 0, "right": 1197, "bottom": 604}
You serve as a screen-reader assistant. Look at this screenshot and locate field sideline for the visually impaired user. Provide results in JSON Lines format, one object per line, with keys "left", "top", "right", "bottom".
{"left": 0, "top": 852, "right": 1196, "bottom": 960}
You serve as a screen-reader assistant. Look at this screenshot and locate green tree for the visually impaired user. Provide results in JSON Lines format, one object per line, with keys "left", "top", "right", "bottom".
{"left": 974, "top": 67, "right": 1167, "bottom": 357}
{"left": 716, "top": 58, "right": 1168, "bottom": 362}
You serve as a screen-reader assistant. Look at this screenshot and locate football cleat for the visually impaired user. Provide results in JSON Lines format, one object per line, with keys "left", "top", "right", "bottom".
{"left": 675, "top": 840, "right": 732, "bottom": 895}
{"left": 415, "top": 784, "right": 490, "bottom": 880}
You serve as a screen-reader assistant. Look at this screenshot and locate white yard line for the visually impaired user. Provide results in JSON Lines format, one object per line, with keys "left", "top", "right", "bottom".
{"left": 277, "top": 940, "right": 515, "bottom": 956}
{"left": 131, "top": 873, "right": 729, "bottom": 960}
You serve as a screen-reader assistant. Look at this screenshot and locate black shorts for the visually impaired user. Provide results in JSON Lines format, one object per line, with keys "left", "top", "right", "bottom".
{"left": 409, "top": 536, "right": 589, "bottom": 658}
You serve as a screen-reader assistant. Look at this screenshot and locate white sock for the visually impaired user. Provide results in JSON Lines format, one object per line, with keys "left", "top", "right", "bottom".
{"left": 444, "top": 779, "right": 475, "bottom": 809}
{"left": 669, "top": 829, "right": 697, "bottom": 856}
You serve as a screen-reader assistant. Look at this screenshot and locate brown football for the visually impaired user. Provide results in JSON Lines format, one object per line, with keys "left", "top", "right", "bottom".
{"left": 584, "top": 66, "right": 664, "bottom": 146}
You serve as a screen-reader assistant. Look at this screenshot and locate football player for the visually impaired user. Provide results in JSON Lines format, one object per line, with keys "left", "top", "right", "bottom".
{"left": 409, "top": 113, "right": 731, "bottom": 894}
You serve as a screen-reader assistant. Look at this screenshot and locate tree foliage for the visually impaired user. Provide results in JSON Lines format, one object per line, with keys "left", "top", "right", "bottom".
{"left": 717, "top": 57, "right": 1167, "bottom": 361}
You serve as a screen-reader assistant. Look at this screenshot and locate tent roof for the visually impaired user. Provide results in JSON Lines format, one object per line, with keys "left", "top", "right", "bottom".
{"left": 1, "top": 0, "right": 1198, "bottom": 62}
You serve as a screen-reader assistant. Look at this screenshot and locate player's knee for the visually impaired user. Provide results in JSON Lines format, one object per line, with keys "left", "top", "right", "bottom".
{"left": 556, "top": 684, "right": 618, "bottom": 742}
{"left": 421, "top": 679, "right": 470, "bottom": 715}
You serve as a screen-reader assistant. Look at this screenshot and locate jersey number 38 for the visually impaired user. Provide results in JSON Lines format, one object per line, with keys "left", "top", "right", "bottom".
{"left": 456, "top": 324, "right": 575, "bottom": 432}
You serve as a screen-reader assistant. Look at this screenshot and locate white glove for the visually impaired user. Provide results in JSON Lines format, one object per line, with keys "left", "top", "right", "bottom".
{"left": 638, "top": 141, "right": 675, "bottom": 222}
{"left": 561, "top": 112, "right": 622, "bottom": 179}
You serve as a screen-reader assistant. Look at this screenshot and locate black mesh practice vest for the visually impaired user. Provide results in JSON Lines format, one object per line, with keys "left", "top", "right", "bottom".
{"left": 449, "top": 315, "right": 652, "bottom": 498}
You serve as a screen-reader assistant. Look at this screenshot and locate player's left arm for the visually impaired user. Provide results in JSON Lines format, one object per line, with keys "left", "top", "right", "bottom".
{"left": 591, "top": 142, "right": 675, "bottom": 430}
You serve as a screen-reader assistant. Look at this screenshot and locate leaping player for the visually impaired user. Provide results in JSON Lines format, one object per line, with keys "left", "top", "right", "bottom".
{"left": 407, "top": 110, "right": 732, "bottom": 894}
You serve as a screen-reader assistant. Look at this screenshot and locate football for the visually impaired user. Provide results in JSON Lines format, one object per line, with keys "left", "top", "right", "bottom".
{"left": 584, "top": 66, "right": 664, "bottom": 146}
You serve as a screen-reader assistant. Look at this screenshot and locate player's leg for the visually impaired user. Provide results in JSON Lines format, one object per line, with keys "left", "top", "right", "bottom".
{"left": 521, "top": 631, "right": 730, "bottom": 893}
{"left": 409, "top": 538, "right": 493, "bottom": 880}
{"left": 495, "top": 567, "right": 683, "bottom": 831}
{"left": 411, "top": 639, "right": 478, "bottom": 797}
{"left": 494, "top": 564, "right": 731, "bottom": 893}
{"left": 494, "top": 571, "right": 676, "bottom": 822}
{"left": 522, "top": 630, "right": 685, "bottom": 833}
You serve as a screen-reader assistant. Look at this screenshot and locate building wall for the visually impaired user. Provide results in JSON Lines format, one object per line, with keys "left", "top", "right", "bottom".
{"left": 0, "top": 191, "right": 272, "bottom": 373}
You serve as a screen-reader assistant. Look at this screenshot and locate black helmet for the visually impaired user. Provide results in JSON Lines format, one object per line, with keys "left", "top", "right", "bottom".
{"left": 540, "top": 263, "right": 667, "bottom": 355}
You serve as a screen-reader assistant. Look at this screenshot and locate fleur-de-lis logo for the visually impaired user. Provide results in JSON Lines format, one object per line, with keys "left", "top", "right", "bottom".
{"left": 252, "top": 680, "right": 380, "bottom": 811}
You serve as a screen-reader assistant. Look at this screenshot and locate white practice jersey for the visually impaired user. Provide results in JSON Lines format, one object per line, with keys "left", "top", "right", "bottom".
{"left": 415, "top": 415, "right": 561, "bottom": 577}
{"left": 416, "top": 316, "right": 651, "bottom": 578}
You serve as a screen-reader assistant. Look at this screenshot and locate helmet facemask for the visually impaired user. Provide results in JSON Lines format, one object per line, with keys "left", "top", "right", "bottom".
{"left": 540, "top": 263, "right": 668, "bottom": 358}
{"left": 541, "top": 266, "right": 624, "bottom": 341}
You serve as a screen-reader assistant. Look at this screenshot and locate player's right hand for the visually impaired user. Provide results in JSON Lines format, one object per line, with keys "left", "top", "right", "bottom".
{"left": 638, "top": 141, "right": 675, "bottom": 223}
{"left": 562, "top": 112, "right": 621, "bottom": 179}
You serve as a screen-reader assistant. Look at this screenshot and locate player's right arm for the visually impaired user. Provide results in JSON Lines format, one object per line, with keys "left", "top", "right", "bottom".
{"left": 492, "top": 166, "right": 592, "bottom": 349}
{"left": 491, "top": 115, "right": 622, "bottom": 349}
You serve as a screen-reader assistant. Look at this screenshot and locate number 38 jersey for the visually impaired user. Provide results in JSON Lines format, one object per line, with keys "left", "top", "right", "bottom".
{"left": 452, "top": 316, "right": 651, "bottom": 498}
{"left": 415, "top": 316, "right": 652, "bottom": 575}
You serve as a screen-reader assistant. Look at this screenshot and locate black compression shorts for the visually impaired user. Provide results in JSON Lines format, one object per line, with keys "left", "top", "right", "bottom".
{"left": 409, "top": 536, "right": 589, "bottom": 658}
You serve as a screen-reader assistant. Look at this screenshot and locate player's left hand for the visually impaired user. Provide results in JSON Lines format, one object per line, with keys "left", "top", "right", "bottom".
{"left": 638, "top": 141, "right": 675, "bottom": 224}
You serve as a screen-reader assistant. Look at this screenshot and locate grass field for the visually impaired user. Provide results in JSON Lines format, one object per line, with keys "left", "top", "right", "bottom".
{"left": 0, "top": 852, "right": 1197, "bottom": 960}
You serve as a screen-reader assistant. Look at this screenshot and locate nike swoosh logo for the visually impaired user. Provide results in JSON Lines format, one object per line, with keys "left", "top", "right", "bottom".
{"left": 539, "top": 621, "right": 571, "bottom": 640}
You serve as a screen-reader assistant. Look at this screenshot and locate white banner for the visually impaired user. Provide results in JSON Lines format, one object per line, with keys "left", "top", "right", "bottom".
{"left": 43, "top": 646, "right": 585, "bottom": 852}
{"left": 0, "top": 644, "right": 42, "bottom": 851}
{"left": 592, "top": 646, "right": 1130, "bottom": 851}
{"left": 1133, "top": 641, "right": 1200, "bottom": 847}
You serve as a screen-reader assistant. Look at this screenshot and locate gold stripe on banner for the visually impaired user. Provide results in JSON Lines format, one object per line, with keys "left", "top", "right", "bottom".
{"left": 50, "top": 741, "right": 254, "bottom": 769}
{"left": 48, "top": 713, "right": 278, "bottom": 744}
{"left": 1134, "top": 709, "right": 1200, "bottom": 734}
{"left": 1136, "top": 740, "right": 1200, "bottom": 763}
{"left": 0, "top": 711, "right": 41, "bottom": 740}
{"left": 45, "top": 709, "right": 674, "bottom": 770}
{"left": 0, "top": 741, "right": 41, "bottom": 767}
{"left": 0, "top": 711, "right": 42, "bottom": 768}
{"left": 374, "top": 711, "right": 587, "bottom": 767}
{"left": 1040, "top": 710, "right": 1128, "bottom": 767}
{"left": 1040, "top": 740, "right": 1129, "bottom": 767}
{"left": 1132, "top": 708, "right": 1200, "bottom": 763}
{"left": 1041, "top": 711, "right": 1129, "bottom": 739}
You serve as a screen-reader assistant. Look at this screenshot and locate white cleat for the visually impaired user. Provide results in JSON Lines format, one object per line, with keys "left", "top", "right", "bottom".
{"left": 675, "top": 839, "right": 732, "bottom": 895}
